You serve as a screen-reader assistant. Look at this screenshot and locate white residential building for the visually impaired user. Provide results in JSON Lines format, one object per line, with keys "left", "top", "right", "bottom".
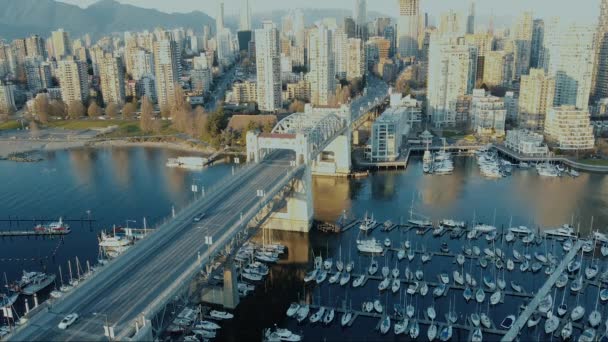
{"left": 99, "top": 55, "right": 126, "bottom": 105}
{"left": 346, "top": 38, "right": 365, "bottom": 80}
{"left": 389, "top": 91, "right": 422, "bottom": 125}
{"left": 191, "top": 53, "right": 212, "bottom": 93}
{"left": 153, "top": 36, "right": 179, "bottom": 109}
{"left": 308, "top": 24, "right": 335, "bottom": 106}
{"left": 333, "top": 28, "right": 348, "bottom": 80}
{"left": 427, "top": 35, "right": 477, "bottom": 127}
{"left": 255, "top": 21, "right": 282, "bottom": 111}
{"left": 58, "top": 58, "right": 89, "bottom": 104}
{"left": 470, "top": 89, "right": 506, "bottom": 136}
{"left": 505, "top": 129, "right": 549, "bottom": 156}
{"left": 544, "top": 105, "right": 595, "bottom": 150}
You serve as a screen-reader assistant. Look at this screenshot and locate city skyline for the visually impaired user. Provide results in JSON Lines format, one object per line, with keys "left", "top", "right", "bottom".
{"left": 57, "top": 0, "right": 599, "bottom": 24}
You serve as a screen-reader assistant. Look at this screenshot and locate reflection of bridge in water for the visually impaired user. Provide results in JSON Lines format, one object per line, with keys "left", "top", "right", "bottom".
{"left": 9, "top": 77, "right": 389, "bottom": 341}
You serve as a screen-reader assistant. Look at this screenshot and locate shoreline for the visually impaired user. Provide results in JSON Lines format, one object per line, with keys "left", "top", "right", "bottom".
{"left": 0, "top": 138, "right": 220, "bottom": 161}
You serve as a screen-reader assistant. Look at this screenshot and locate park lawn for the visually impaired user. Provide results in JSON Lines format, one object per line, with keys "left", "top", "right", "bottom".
{"left": 578, "top": 159, "right": 608, "bottom": 166}
{"left": 0, "top": 120, "right": 21, "bottom": 130}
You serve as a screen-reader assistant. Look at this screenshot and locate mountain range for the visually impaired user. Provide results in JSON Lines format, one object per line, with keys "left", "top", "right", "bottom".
{"left": 0, "top": 0, "right": 215, "bottom": 39}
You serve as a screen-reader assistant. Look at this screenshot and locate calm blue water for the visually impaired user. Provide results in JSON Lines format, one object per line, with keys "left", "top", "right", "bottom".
{"left": 2, "top": 149, "right": 608, "bottom": 341}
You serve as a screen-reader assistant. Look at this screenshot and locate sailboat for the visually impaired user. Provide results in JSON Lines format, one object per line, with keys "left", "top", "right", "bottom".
{"left": 589, "top": 284, "right": 602, "bottom": 327}
{"left": 427, "top": 321, "right": 437, "bottom": 341}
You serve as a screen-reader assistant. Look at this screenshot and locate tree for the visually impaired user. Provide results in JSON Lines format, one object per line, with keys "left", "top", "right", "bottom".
{"left": 105, "top": 102, "right": 118, "bottom": 118}
{"left": 139, "top": 96, "right": 155, "bottom": 133}
{"left": 122, "top": 101, "right": 137, "bottom": 120}
{"left": 206, "top": 106, "right": 227, "bottom": 138}
{"left": 67, "top": 101, "right": 85, "bottom": 119}
{"left": 87, "top": 102, "right": 101, "bottom": 118}
{"left": 49, "top": 100, "right": 67, "bottom": 118}
{"left": 0, "top": 114, "right": 8, "bottom": 123}
{"left": 160, "top": 105, "right": 171, "bottom": 119}
{"left": 289, "top": 100, "right": 306, "bottom": 113}
{"left": 263, "top": 120, "right": 275, "bottom": 133}
{"left": 193, "top": 106, "right": 209, "bottom": 139}
{"left": 33, "top": 95, "right": 50, "bottom": 123}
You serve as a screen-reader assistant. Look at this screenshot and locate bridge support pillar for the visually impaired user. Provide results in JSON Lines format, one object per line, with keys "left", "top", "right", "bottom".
{"left": 222, "top": 263, "right": 239, "bottom": 309}
{"left": 260, "top": 167, "right": 313, "bottom": 232}
{"left": 311, "top": 132, "right": 351, "bottom": 176}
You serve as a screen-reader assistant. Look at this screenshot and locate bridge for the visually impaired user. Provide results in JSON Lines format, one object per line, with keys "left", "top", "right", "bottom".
{"left": 8, "top": 76, "right": 389, "bottom": 341}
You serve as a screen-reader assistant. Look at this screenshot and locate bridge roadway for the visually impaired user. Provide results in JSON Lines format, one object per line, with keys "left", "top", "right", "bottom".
{"left": 11, "top": 152, "right": 296, "bottom": 341}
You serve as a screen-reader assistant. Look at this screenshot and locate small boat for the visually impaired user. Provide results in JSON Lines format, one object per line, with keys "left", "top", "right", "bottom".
{"left": 453, "top": 271, "right": 464, "bottom": 285}
{"left": 427, "top": 306, "right": 436, "bottom": 321}
{"left": 384, "top": 238, "right": 391, "bottom": 247}
{"left": 545, "top": 313, "right": 559, "bottom": 334}
{"left": 538, "top": 294, "right": 553, "bottom": 313}
{"left": 368, "top": 259, "right": 378, "bottom": 275}
{"left": 456, "top": 254, "right": 465, "bottom": 266}
{"left": 359, "top": 213, "right": 377, "bottom": 232}
{"left": 209, "top": 310, "right": 234, "bottom": 320}
{"left": 471, "top": 328, "right": 483, "bottom": 342}
{"left": 329, "top": 271, "right": 341, "bottom": 284}
{"left": 433, "top": 284, "right": 447, "bottom": 298}
{"left": 339, "top": 272, "right": 351, "bottom": 286}
{"left": 391, "top": 278, "right": 400, "bottom": 293}
{"left": 490, "top": 291, "right": 502, "bottom": 305}
{"left": 571, "top": 305, "right": 585, "bottom": 321}
{"left": 419, "top": 282, "right": 428, "bottom": 296}
{"left": 480, "top": 313, "right": 492, "bottom": 329}
{"left": 427, "top": 322, "right": 437, "bottom": 341}
{"left": 506, "top": 259, "right": 514, "bottom": 271}
{"left": 409, "top": 320, "right": 420, "bottom": 339}
{"left": 322, "top": 308, "right": 335, "bottom": 325}
{"left": 500, "top": 315, "right": 515, "bottom": 329}
{"left": 571, "top": 277, "right": 583, "bottom": 292}
{"left": 531, "top": 262, "right": 542, "bottom": 273}
{"left": 407, "top": 281, "right": 419, "bottom": 295}
{"left": 527, "top": 312, "right": 541, "bottom": 328}
{"left": 378, "top": 277, "right": 390, "bottom": 291}
{"left": 561, "top": 321, "right": 573, "bottom": 340}
{"left": 476, "top": 288, "right": 485, "bottom": 303}
{"left": 579, "top": 328, "right": 596, "bottom": 342}
{"left": 483, "top": 276, "right": 496, "bottom": 291}
{"left": 286, "top": 303, "right": 300, "bottom": 317}
{"left": 296, "top": 305, "right": 309, "bottom": 323}
{"left": 352, "top": 274, "right": 365, "bottom": 288}
{"left": 586, "top": 265, "right": 599, "bottom": 280}
{"left": 556, "top": 273, "right": 568, "bottom": 288}
{"left": 471, "top": 313, "right": 481, "bottom": 327}
{"left": 558, "top": 303, "right": 568, "bottom": 317}
{"left": 315, "top": 270, "right": 327, "bottom": 284}
{"left": 589, "top": 310, "right": 602, "bottom": 327}
{"left": 374, "top": 300, "right": 383, "bottom": 314}
{"left": 309, "top": 307, "right": 325, "bottom": 323}
{"left": 379, "top": 315, "right": 391, "bottom": 334}
{"left": 505, "top": 231, "right": 515, "bottom": 243}
{"left": 341, "top": 310, "right": 352, "bottom": 327}
{"left": 463, "top": 287, "right": 473, "bottom": 302}
{"left": 439, "top": 325, "right": 452, "bottom": 341}
{"left": 394, "top": 318, "right": 408, "bottom": 335}
{"left": 439, "top": 273, "right": 449, "bottom": 284}
{"left": 304, "top": 269, "right": 318, "bottom": 283}
{"left": 511, "top": 281, "right": 523, "bottom": 293}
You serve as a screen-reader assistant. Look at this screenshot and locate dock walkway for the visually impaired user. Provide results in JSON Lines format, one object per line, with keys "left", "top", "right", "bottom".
{"left": 0, "top": 230, "right": 70, "bottom": 237}
{"left": 501, "top": 240, "right": 584, "bottom": 342}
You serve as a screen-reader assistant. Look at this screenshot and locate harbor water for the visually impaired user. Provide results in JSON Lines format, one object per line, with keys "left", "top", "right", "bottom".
{"left": 1, "top": 148, "right": 608, "bottom": 341}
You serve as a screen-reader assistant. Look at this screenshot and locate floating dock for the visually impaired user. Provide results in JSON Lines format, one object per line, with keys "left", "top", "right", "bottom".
{"left": 0, "top": 230, "right": 70, "bottom": 237}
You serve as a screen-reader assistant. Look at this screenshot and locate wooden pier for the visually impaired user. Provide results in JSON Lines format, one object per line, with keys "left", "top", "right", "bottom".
{"left": 0, "top": 230, "right": 71, "bottom": 237}
{"left": 501, "top": 240, "right": 584, "bottom": 342}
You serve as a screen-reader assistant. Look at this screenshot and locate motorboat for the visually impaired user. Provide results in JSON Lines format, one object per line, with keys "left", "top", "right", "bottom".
{"left": 561, "top": 321, "right": 573, "bottom": 340}
{"left": 463, "top": 287, "right": 473, "bottom": 302}
{"left": 339, "top": 272, "right": 351, "bottom": 286}
{"left": 439, "top": 273, "right": 450, "bottom": 284}
{"left": 433, "top": 284, "right": 447, "bottom": 298}
{"left": 471, "top": 328, "right": 483, "bottom": 342}
{"left": 480, "top": 313, "right": 492, "bottom": 329}
{"left": 453, "top": 271, "right": 464, "bottom": 285}
{"left": 379, "top": 315, "right": 391, "bottom": 334}
{"left": 303, "top": 269, "right": 318, "bottom": 283}
{"left": 474, "top": 224, "right": 497, "bottom": 233}
{"left": 286, "top": 303, "right": 300, "bottom": 317}
{"left": 392, "top": 267, "right": 400, "bottom": 279}
{"left": 409, "top": 320, "right": 420, "bottom": 339}
{"left": 511, "top": 281, "right": 523, "bottom": 293}
{"left": 471, "top": 313, "right": 481, "bottom": 327}
{"left": 507, "top": 259, "right": 514, "bottom": 271}
{"left": 329, "top": 271, "right": 341, "bottom": 284}
{"left": 476, "top": 288, "right": 485, "bottom": 303}
{"left": 483, "top": 276, "right": 496, "bottom": 291}
{"left": 341, "top": 310, "right": 352, "bottom": 327}
{"left": 315, "top": 270, "right": 327, "bottom": 284}
{"left": 382, "top": 266, "right": 390, "bottom": 278}
{"left": 419, "top": 282, "right": 428, "bottom": 296}
{"left": 427, "top": 306, "right": 436, "bottom": 321}
{"left": 394, "top": 318, "right": 408, "bottom": 335}
{"left": 356, "top": 239, "right": 383, "bottom": 254}
{"left": 391, "top": 278, "right": 400, "bottom": 293}
{"left": 296, "top": 305, "right": 309, "bottom": 323}
{"left": 589, "top": 310, "right": 602, "bottom": 327}
{"left": 556, "top": 273, "right": 568, "bottom": 288}
{"left": 509, "top": 226, "right": 532, "bottom": 235}
{"left": 194, "top": 320, "right": 221, "bottom": 330}
{"left": 586, "top": 265, "right": 599, "bottom": 280}
{"left": 374, "top": 300, "right": 383, "bottom": 314}
{"left": 440, "top": 219, "right": 465, "bottom": 228}
{"left": 427, "top": 322, "right": 438, "bottom": 341}
{"left": 571, "top": 277, "right": 583, "bottom": 292}
{"left": 309, "top": 307, "right": 325, "bottom": 323}
{"left": 209, "top": 310, "right": 233, "bottom": 320}
{"left": 384, "top": 238, "right": 391, "bottom": 247}
{"left": 545, "top": 224, "right": 577, "bottom": 238}
{"left": 415, "top": 270, "right": 423, "bottom": 281}
{"left": 406, "top": 281, "right": 419, "bottom": 295}
{"left": 352, "top": 274, "right": 365, "bottom": 288}
{"left": 538, "top": 294, "right": 553, "bottom": 314}
{"left": 579, "top": 328, "right": 597, "bottom": 342}
{"left": 534, "top": 252, "right": 547, "bottom": 263}
{"left": 490, "top": 291, "right": 502, "bottom": 305}
{"left": 439, "top": 325, "right": 452, "bottom": 341}
{"left": 322, "top": 308, "right": 335, "bottom": 325}
{"left": 505, "top": 231, "right": 515, "bottom": 243}
{"left": 527, "top": 312, "right": 541, "bottom": 328}
{"left": 456, "top": 254, "right": 465, "bottom": 266}
{"left": 558, "top": 303, "right": 568, "bottom": 317}
{"left": 368, "top": 259, "right": 378, "bottom": 275}
{"left": 500, "top": 315, "right": 515, "bottom": 329}
{"left": 323, "top": 258, "right": 333, "bottom": 270}
{"left": 545, "top": 313, "right": 559, "bottom": 334}
{"left": 531, "top": 262, "right": 542, "bottom": 273}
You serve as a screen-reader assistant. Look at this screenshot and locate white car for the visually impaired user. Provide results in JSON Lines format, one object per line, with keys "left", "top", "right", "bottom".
{"left": 57, "top": 313, "right": 79, "bottom": 330}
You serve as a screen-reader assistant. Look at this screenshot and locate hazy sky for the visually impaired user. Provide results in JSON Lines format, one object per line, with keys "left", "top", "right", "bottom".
{"left": 59, "top": 0, "right": 599, "bottom": 24}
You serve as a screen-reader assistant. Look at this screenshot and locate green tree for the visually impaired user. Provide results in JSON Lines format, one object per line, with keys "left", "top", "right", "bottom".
{"left": 206, "top": 106, "right": 227, "bottom": 138}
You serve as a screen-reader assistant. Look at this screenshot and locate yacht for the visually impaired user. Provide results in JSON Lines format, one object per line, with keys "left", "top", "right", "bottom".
{"left": 409, "top": 320, "right": 420, "bottom": 339}
{"left": 341, "top": 310, "right": 352, "bottom": 327}
{"left": 209, "top": 310, "right": 233, "bottom": 320}
{"left": 296, "top": 305, "right": 309, "bottom": 323}
{"left": 0, "top": 292, "right": 18, "bottom": 309}
{"left": 379, "top": 315, "right": 391, "bottom": 334}
{"left": 368, "top": 259, "right": 378, "bottom": 275}
{"left": 286, "top": 303, "right": 300, "bottom": 318}
{"left": 571, "top": 306, "right": 585, "bottom": 321}
{"left": 33, "top": 218, "right": 71, "bottom": 234}
{"left": 509, "top": 226, "right": 532, "bottom": 235}
{"left": 500, "top": 315, "right": 515, "bottom": 329}
{"left": 352, "top": 274, "right": 365, "bottom": 288}
{"left": 474, "top": 224, "right": 497, "bottom": 233}
{"left": 471, "top": 328, "right": 483, "bottom": 342}
{"left": 440, "top": 219, "right": 465, "bottom": 228}
{"left": 545, "top": 224, "right": 577, "bottom": 238}
{"left": 20, "top": 272, "right": 56, "bottom": 295}
{"left": 545, "top": 313, "right": 559, "bottom": 334}
{"left": 356, "top": 239, "right": 383, "bottom": 254}
{"left": 359, "top": 213, "right": 377, "bottom": 232}
{"left": 309, "top": 307, "right": 325, "bottom": 324}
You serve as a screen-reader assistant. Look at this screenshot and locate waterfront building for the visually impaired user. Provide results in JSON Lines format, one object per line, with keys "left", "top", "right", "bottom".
{"left": 255, "top": 21, "right": 282, "bottom": 112}
{"left": 505, "top": 129, "right": 549, "bottom": 156}
{"left": 57, "top": 58, "right": 89, "bottom": 104}
{"left": 544, "top": 105, "right": 595, "bottom": 150}
{"left": 397, "top": 0, "right": 419, "bottom": 58}
{"left": 370, "top": 106, "right": 411, "bottom": 162}
{"left": 470, "top": 89, "right": 506, "bottom": 136}
{"left": 427, "top": 35, "right": 477, "bottom": 127}
{"left": 389, "top": 91, "right": 422, "bottom": 125}
{"left": 518, "top": 68, "right": 556, "bottom": 131}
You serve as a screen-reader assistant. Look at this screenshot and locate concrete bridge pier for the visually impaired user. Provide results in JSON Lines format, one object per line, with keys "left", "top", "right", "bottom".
{"left": 258, "top": 167, "right": 313, "bottom": 233}
{"left": 311, "top": 132, "right": 352, "bottom": 176}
